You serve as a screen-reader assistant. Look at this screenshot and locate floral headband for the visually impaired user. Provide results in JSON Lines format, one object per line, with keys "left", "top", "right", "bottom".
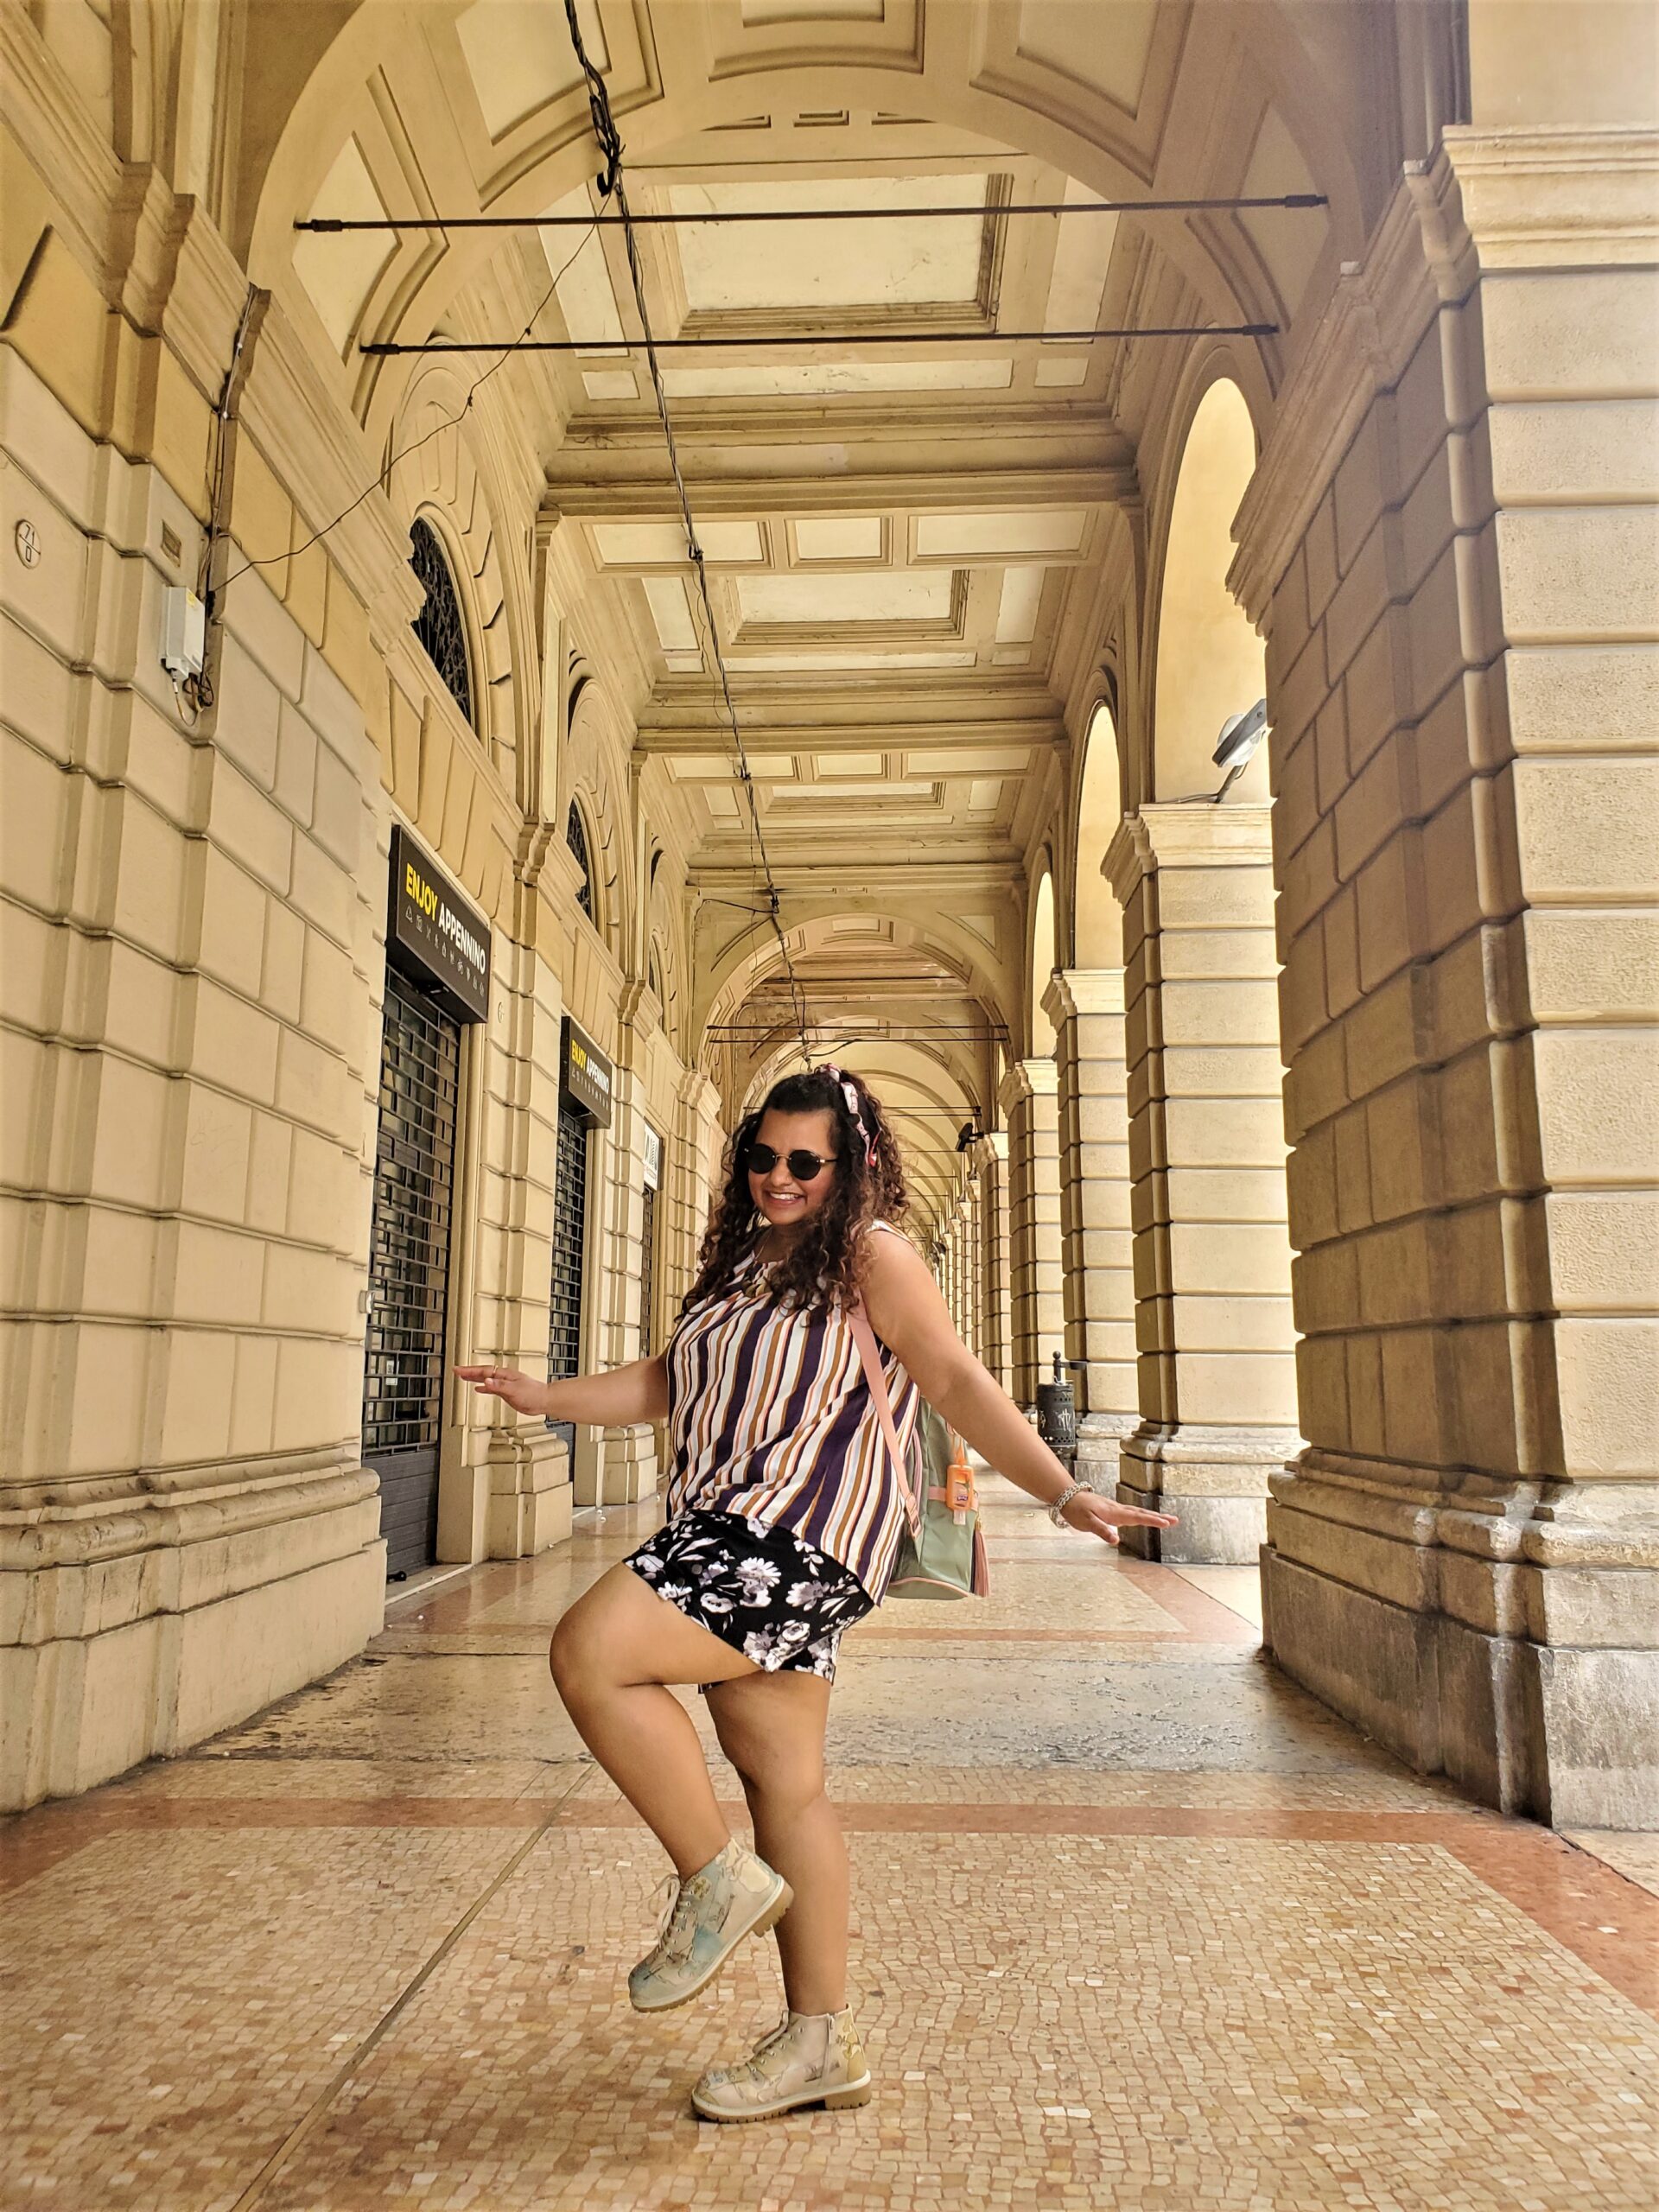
{"left": 816, "top": 1062, "right": 877, "bottom": 1166}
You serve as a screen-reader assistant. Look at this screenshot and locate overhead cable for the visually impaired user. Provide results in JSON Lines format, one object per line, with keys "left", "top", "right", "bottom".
{"left": 561, "top": 0, "right": 813, "bottom": 1067}
{"left": 213, "top": 209, "right": 608, "bottom": 594}
{"left": 297, "top": 191, "right": 1328, "bottom": 232}
{"left": 363, "top": 324, "right": 1275, "bottom": 355}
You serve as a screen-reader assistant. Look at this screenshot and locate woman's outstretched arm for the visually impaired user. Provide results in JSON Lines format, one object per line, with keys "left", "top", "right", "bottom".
{"left": 455, "top": 1355, "right": 671, "bottom": 1426}
{"left": 860, "top": 1229, "right": 1176, "bottom": 1547}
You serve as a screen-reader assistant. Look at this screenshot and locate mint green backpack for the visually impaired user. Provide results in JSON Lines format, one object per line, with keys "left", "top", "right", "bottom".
{"left": 849, "top": 1304, "right": 990, "bottom": 1601}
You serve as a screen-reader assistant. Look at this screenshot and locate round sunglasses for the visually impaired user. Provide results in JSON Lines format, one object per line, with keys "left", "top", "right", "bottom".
{"left": 745, "top": 1141, "right": 838, "bottom": 1182}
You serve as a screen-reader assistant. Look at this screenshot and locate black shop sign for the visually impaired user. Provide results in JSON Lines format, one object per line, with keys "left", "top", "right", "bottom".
{"left": 561, "top": 1017, "right": 613, "bottom": 1128}
{"left": 387, "top": 826, "right": 491, "bottom": 1024}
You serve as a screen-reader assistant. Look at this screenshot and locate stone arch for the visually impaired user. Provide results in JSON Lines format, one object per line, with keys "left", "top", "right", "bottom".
{"left": 1027, "top": 859, "right": 1058, "bottom": 1058}
{"left": 1073, "top": 691, "right": 1126, "bottom": 969}
{"left": 384, "top": 367, "right": 527, "bottom": 791}
{"left": 645, "top": 846, "right": 689, "bottom": 1053}
{"left": 243, "top": 3, "right": 1379, "bottom": 446}
{"left": 562, "top": 679, "right": 632, "bottom": 957}
{"left": 1147, "top": 373, "right": 1267, "bottom": 804}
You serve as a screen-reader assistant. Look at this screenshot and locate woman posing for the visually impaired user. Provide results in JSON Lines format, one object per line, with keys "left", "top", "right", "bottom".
{"left": 457, "top": 1065, "right": 1174, "bottom": 2122}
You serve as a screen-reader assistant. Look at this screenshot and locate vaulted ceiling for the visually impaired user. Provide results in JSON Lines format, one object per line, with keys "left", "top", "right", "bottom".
{"left": 249, "top": 0, "right": 1382, "bottom": 1230}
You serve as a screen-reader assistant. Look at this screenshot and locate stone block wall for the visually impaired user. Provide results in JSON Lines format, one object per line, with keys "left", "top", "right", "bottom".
{"left": 1233, "top": 134, "right": 1659, "bottom": 1825}
{"left": 0, "top": 328, "right": 387, "bottom": 1805}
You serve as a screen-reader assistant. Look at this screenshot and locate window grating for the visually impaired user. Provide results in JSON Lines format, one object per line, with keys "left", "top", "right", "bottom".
{"left": 639, "top": 1179, "right": 658, "bottom": 1359}
{"left": 410, "top": 517, "right": 474, "bottom": 727}
{"left": 549, "top": 1103, "right": 588, "bottom": 1383}
{"left": 362, "top": 968, "right": 459, "bottom": 1457}
{"left": 567, "top": 802, "right": 594, "bottom": 919}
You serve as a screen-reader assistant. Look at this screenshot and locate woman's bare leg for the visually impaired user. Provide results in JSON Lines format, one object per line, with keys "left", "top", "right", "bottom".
{"left": 705, "top": 1671, "right": 847, "bottom": 2014}
{"left": 550, "top": 1564, "right": 758, "bottom": 1878}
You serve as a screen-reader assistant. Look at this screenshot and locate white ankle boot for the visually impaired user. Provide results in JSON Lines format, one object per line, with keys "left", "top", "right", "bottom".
{"left": 628, "top": 1838, "right": 791, "bottom": 2012}
{"left": 691, "top": 2007, "right": 873, "bottom": 2121}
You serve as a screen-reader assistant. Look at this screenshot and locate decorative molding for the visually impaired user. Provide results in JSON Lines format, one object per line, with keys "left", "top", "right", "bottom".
{"left": 1231, "top": 127, "right": 1658, "bottom": 625}
{"left": 1000, "top": 1056, "right": 1058, "bottom": 1114}
{"left": 1440, "top": 124, "right": 1659, "bottom": 269}
{"left": 1103, "top": 810, "right": 1154, "bottom": 903}
{"left": 1229, "top": 162, "right": 1452, "bottom": 625}
{"left": 968, "top": 1129, "right": 1009, "bottom": 1174}
{"left": 1043, "top": 966, "right": 1125, "bottom": 1026}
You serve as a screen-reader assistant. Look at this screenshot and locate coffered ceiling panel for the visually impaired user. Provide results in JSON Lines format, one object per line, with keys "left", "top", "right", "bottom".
{"left": 667, "top": 175, "right": 992, "bottom": 315}
{"left": 734, "top": 569, "right": 957, "bottom": 628}
{"left": 1013, "top": 0, "right": 1160, "bottom": 118}
{"left": 456, "top": 0, "right": 608, "bottom": 140}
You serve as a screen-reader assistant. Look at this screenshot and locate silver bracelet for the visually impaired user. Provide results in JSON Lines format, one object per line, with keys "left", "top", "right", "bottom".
{"left": 1047, "top": 1481, "right": 1087, "bottom": 1527}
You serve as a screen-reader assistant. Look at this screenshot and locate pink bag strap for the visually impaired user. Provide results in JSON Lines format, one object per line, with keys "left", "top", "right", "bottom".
{"left": 847, "top": 1301, "right": 923, "bottom": 1538}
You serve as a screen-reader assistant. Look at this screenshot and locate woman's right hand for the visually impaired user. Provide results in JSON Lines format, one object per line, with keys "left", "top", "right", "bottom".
{"left": 454, "top": 1364, "right": 550, "bottom": 1417}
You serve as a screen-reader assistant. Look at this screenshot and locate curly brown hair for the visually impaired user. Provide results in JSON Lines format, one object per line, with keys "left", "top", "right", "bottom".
{"left": 683, "top": 1065, "right": 910, "bottom": 1315}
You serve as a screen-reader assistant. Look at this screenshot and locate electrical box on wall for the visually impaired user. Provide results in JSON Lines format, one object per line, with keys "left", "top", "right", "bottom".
{"left": 160, "top": 587, "right": 206, "bottom": 679}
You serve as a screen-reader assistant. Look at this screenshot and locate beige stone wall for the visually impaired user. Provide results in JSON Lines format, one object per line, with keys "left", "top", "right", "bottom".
{"left": 0, "top": 24, "right": 706, "bottom": 1807}
{"left": 0, "top": 308, "right": 387, "bottom": 1802}
{"left": 1233, "top": 133, "right": 1659, "bottom": 1826}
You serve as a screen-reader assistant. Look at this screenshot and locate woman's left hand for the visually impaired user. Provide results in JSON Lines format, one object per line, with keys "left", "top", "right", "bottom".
{"left": 1059, "top": 1490, "right": 1179, "bottom": 1547}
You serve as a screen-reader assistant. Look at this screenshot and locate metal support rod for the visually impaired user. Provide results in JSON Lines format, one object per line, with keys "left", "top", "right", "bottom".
{"left": 296, "top": 194, "right": 1326, "bottom": 232}
{"left": 363, "top": 323, "right": 1275, "bottom": 355}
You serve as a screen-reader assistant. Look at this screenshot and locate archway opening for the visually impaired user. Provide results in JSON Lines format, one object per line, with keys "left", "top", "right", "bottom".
{"left": 1030, "top": 867, "right": 1057, "bottom": 1058}
{"left": 1153, "top": 380, "right": 1266, "bottom": 802}
{"left": 1075, "top": 700, "right": 1124, "bottom": 968}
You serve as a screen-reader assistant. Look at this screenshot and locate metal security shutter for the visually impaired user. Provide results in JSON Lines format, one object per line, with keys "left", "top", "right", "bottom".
{"left": 362, "top": 966, "right": 460, "bottom": 1579}
{"left": 639, "top": 1180, "right": 658, "bottom": 1358}
{"left": 546, "top": 1102, "right": 588, "bottom": 1462}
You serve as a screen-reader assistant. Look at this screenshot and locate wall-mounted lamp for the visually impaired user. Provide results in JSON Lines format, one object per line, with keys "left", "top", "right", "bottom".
{"left": 1210, "top": 697, "right": 1268, "bottom": 802}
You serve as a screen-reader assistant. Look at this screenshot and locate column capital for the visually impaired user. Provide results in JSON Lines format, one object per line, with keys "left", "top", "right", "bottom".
{"left": 1107, "top": 804, "right": 1274, "bottom": 897}
{"left": 999, "top": 1057, "right": 1058, "bottom": 1113}
{"left": 1044, "top": 966, "right": 1126, "bottom": 1026}
{"left": 677, "top": 1068, "right": 722, "bottom": 1129}
{"left": 968, "top": 1130, "right": 1008, "bottom": 1174}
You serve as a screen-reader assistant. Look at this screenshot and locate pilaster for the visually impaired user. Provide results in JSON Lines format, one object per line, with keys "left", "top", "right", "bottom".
{"left": 998, "top": 1058, "right": 1063, "bottom": 1408}
{"left": 1045, "top": 966, "right": 1138, "bottom": 1484}
{"left": 1235, "top": 132, "right": 1659, "bottom": 1825}
{"left": 1108, "top": 805, "right": 1301, "bottom": 1561}
{"left": 969, "top": 1132, "right": 1013, "bottom": 1395}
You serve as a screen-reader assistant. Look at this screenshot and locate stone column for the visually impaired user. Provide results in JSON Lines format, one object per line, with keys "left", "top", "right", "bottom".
{"left": 590, "top": 988, "right": 659, "bottom": 1509}
{"left": 477, "top": 893, "right": 573, "bottom": 1560}
{"left": 1231, "top": 135, "right": 1659, "bottom": 1825}
{"left": 970, "top": 1132, "right": 1013, "bottom": 1394}
{"left": 961, "top": 1171, "right": 985, "bottom": 1360}
{"left": 1106, "top": 807, "right": 1301, "bottom": 1561}
{"left": 670, "top": 1070, "right": 722, "bottom": 1314}
{"left": 1000, "top": 1058, "right": 1063, "bottom": 1408}
{"left": 1045, "top": 968, "right": 1139, "bottom": 1489}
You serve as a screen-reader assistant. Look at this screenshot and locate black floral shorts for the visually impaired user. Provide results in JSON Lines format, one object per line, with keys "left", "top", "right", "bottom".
{"left": 626, "top": 1510, "right": 874, "bottom": 1684}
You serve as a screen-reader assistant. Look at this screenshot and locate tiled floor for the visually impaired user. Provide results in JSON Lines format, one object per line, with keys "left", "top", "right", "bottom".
{"left": 3, "top": 1478, "right": 1656, "bottom": 2211}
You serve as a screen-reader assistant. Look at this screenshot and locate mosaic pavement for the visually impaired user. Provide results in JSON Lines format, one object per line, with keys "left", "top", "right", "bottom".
{"left": 3, "top": 1478, "right": 1655, "bottom": 2211}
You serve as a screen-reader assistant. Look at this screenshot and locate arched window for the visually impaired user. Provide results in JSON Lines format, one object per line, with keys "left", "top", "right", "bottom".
{"left": 566, "top": 802, "right": 594, "bottom": 919}
{"left": 409, "top": 518, "right": 474, "bottom": 728}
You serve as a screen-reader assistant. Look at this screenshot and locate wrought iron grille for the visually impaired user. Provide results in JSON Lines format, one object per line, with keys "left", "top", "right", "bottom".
{"left": 567, "top": 802, "right": 594, "bottom": 918}
{"left": 409, "top": 518, "right": 474, "bottom": 727}
{"left": 549, "top": 1103, "right": 588, "bottom": 1382}
{"left": 362, "top": 969, "right": 460, "bottom": 1455}
{"left": 638, "top": 1179, "right": 658, "bottom": 1358}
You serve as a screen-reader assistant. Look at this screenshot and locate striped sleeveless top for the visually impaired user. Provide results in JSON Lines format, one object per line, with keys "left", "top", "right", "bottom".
{"left": 664, "top": 1222, "right": 921, "bottom": 1600}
